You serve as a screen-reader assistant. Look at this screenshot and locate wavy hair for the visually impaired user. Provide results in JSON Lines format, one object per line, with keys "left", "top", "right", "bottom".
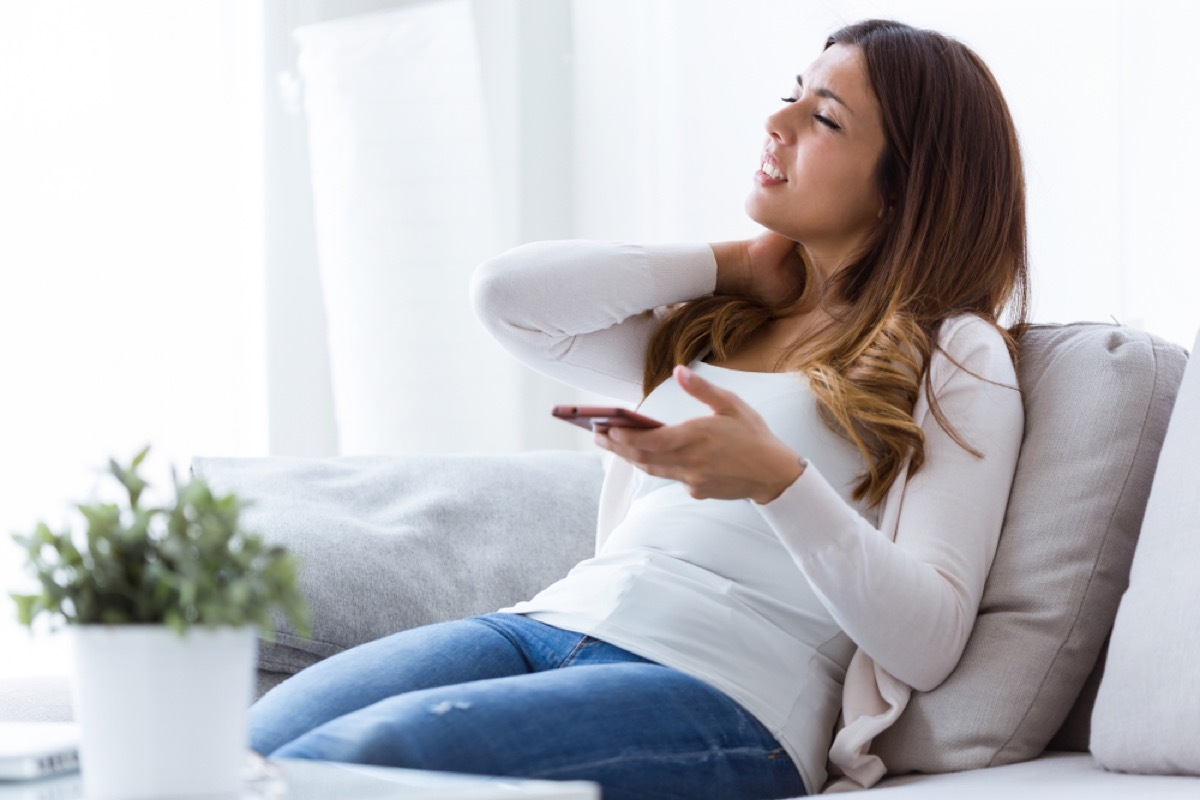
{"left": 643, "top": 20, "right": 1029, "bottom": 506}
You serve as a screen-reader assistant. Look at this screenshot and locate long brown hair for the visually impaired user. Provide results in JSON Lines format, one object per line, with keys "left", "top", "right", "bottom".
{"left": 644, "top": 20, "right": 1029, "bottom": 506}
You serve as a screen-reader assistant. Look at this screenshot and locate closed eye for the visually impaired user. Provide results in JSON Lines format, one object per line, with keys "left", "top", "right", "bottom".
{"left": 814, "top": 114, "right": 841, "bottom": 131}
{"left": 779, "top": 97, "right": 842, "bottom": 131}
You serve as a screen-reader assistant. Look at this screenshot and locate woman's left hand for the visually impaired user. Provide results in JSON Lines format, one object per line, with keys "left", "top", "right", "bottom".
{"left": 595, "top": 365, "right": 805, "bottom": 504}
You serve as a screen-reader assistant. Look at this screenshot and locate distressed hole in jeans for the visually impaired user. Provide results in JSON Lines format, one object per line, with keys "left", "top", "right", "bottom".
{"left": 429, "top": 700, "right": 473, "bottom": 715}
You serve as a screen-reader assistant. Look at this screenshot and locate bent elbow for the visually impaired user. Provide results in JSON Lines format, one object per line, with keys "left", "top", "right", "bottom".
{"left": 468, "top": 255, "right": 504, "bottom": 326}
{"left": 468, "top": 254, "right": 532, "bottom": 340}
{"left": 897, "top": 591, "right": 977, "bottom": 692}
{"left": 906, "top": 660, "right": 956, "bottom": 693}
{"left": 900, "top": 639, "right": 968, "bottom": 692}
{"left": 468, "top": 242, "right": 556, "bottom": 333}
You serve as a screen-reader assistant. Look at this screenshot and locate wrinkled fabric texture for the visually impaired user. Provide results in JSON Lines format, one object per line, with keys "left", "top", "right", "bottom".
{"left": 504, "top": 363, "right": 872, "bottom": 793}
{"left": 471, "top": 240, "right": 1024, "bottom": 790}
{"left": 249, "top": 612, "right": 807, "bottom": 800}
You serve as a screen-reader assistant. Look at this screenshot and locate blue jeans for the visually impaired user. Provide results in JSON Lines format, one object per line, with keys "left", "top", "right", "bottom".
{"left": 249, "top": 613, "right": 807, "bottom": 800}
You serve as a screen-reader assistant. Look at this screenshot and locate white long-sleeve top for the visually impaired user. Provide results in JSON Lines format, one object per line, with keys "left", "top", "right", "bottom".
{"left": 503, "top": 360, "right": 875, "bottom": 793}
{"left": 469, "top": 240, "right": 1024, "bottom": 792}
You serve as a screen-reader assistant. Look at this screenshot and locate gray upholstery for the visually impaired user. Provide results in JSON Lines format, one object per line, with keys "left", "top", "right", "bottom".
{"left": 874, "top": 323, "right": 1187, "bottom": 771}
{"left": 190, "top": 451, "right": 604, "bottom": 695}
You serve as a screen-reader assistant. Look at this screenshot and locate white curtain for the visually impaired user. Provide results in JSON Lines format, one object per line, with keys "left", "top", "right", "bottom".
{"left": 292, "top": 1, "right": 523, "bottom": 455}
{"left": 0, "top": 1, "right": 266, "bottom": 676}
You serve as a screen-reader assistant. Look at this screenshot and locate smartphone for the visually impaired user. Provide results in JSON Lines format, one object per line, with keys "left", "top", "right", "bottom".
{"left": 551, "top": 405, "right": 664, "bottom": 432}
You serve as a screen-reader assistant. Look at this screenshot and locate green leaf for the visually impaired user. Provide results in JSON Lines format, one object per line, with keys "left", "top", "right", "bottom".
{"left": 165, "top": 609, "right": 186, "bottom": 636}
{"left": 11, "top": 594, "right": 37, "bottom": 627}
{"left": 108, "top": 448, "right": 150, "bottom": 509}
{"left": 131, "top": 444, "right": 151, "bottom": 470}
{"left": 34, "top": 522, "right": 57, "bottom": 547}
{"left": 100, "top": 608, "right": 129, "bottom": 625}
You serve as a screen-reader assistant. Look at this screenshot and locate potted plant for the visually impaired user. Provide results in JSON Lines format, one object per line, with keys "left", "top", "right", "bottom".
{"left": 10, "top": 445, "right": 310, "bottom": 800}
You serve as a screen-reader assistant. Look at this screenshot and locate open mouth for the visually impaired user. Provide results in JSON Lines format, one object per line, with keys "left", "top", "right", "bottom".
{"left": 759, "top": 160, "right": 786, "bottom": 181}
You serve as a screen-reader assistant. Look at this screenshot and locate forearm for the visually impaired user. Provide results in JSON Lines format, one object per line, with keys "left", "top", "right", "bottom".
{"left": 758, "top": 467, "right": 983, "bottom": 690}
{"left": 469, "top": 240, "right": 718, "bottom": 400}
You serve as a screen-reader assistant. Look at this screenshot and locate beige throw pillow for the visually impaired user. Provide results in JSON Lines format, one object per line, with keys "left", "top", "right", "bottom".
{"left": 872, "top": 323, "right": 1186, "bottom": 773}
{"left": 1090, "top": 327, "right": 1200, "bottom": 776}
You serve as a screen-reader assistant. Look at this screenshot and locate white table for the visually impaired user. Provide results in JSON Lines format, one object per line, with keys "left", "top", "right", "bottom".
{"left": 0, "top": 755, "right": 599, "bottom": 799}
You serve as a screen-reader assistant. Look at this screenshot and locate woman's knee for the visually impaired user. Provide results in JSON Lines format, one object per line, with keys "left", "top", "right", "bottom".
{"left": 247, "top": 616, "right": 530, "bottom": 757}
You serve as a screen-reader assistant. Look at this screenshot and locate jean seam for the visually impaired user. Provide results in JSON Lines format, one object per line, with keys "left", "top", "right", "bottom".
{"left": 557, "top": 635, "right": 594, "bottom": 668}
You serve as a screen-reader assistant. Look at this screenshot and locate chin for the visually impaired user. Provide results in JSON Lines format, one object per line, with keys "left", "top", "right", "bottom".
{"left": 744, "top": 196, "right": 799, "bottom": 240}
{"left": 744, "top": 193, "right": 772, "bottom": 227}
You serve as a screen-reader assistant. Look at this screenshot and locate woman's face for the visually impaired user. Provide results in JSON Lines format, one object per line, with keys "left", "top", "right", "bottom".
{"left": 745, "top": 44, "right": 887, "bottom": 273}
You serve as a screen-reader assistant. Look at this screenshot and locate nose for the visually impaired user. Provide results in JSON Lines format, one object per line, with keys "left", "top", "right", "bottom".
{"left": 764, "top": 103, "right": 798, "bottom": 146}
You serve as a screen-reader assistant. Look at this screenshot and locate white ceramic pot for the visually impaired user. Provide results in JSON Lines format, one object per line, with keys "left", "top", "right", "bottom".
{"left": 70, "top": 625, "right": 256, "bottom": 799}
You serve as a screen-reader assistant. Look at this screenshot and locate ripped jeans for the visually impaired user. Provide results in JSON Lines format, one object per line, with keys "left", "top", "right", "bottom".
{"left": 248, "top": 612, "right": 807, "bottom": 800}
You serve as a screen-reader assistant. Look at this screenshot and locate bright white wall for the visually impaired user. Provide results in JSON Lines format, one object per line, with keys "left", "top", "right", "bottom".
{"left": 1114, "top": 1, "right": 1200, "bottom": 346}
{"left": 570, "top": 0, "right": 1199, "bottom": 343}
{"left": 0, "top": 1, "right": 266, "bottom": 676}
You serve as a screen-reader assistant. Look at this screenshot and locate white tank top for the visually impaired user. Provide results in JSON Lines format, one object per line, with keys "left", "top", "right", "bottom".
{"left": 502, "top": 359, "right": 879, "bottom": 793}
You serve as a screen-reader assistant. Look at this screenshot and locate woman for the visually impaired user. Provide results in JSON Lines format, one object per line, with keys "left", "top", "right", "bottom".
{"left": 248, "top": 19, "right": 1027, "bottom": 799}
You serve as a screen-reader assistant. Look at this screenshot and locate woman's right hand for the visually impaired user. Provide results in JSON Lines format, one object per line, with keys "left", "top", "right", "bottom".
{"left": 711, "top": 230, "right": 807, "bottom": 311}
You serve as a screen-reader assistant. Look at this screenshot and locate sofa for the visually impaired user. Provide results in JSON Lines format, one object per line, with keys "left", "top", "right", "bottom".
{"left": 4, "top": 321, "right": 1200, "bottom": 798}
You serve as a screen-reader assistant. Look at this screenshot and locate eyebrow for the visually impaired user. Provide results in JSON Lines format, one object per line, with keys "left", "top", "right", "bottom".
{"left": 796, "top": 74, "right": 855, "bottom": 115}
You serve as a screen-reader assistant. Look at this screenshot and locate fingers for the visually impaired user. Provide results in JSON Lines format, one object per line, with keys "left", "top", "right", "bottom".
{"left": 594, "top": 425, "right": 692, "bottom": 467}
{"left": 594, "top": 431, "right": 700, "bottom": 489}
{"left": 594, "top": 368, "right": 750, "bottom": 465}
{"left": 674, "top": 365, "right": 741, "bottom": 413}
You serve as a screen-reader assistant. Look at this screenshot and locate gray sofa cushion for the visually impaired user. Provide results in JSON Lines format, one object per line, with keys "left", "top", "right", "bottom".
{"left": 190, "top": 451, "right": 603, "bottom": 687}
{"left": 874, "top": 323, "right": 1187, "bottom": 772}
